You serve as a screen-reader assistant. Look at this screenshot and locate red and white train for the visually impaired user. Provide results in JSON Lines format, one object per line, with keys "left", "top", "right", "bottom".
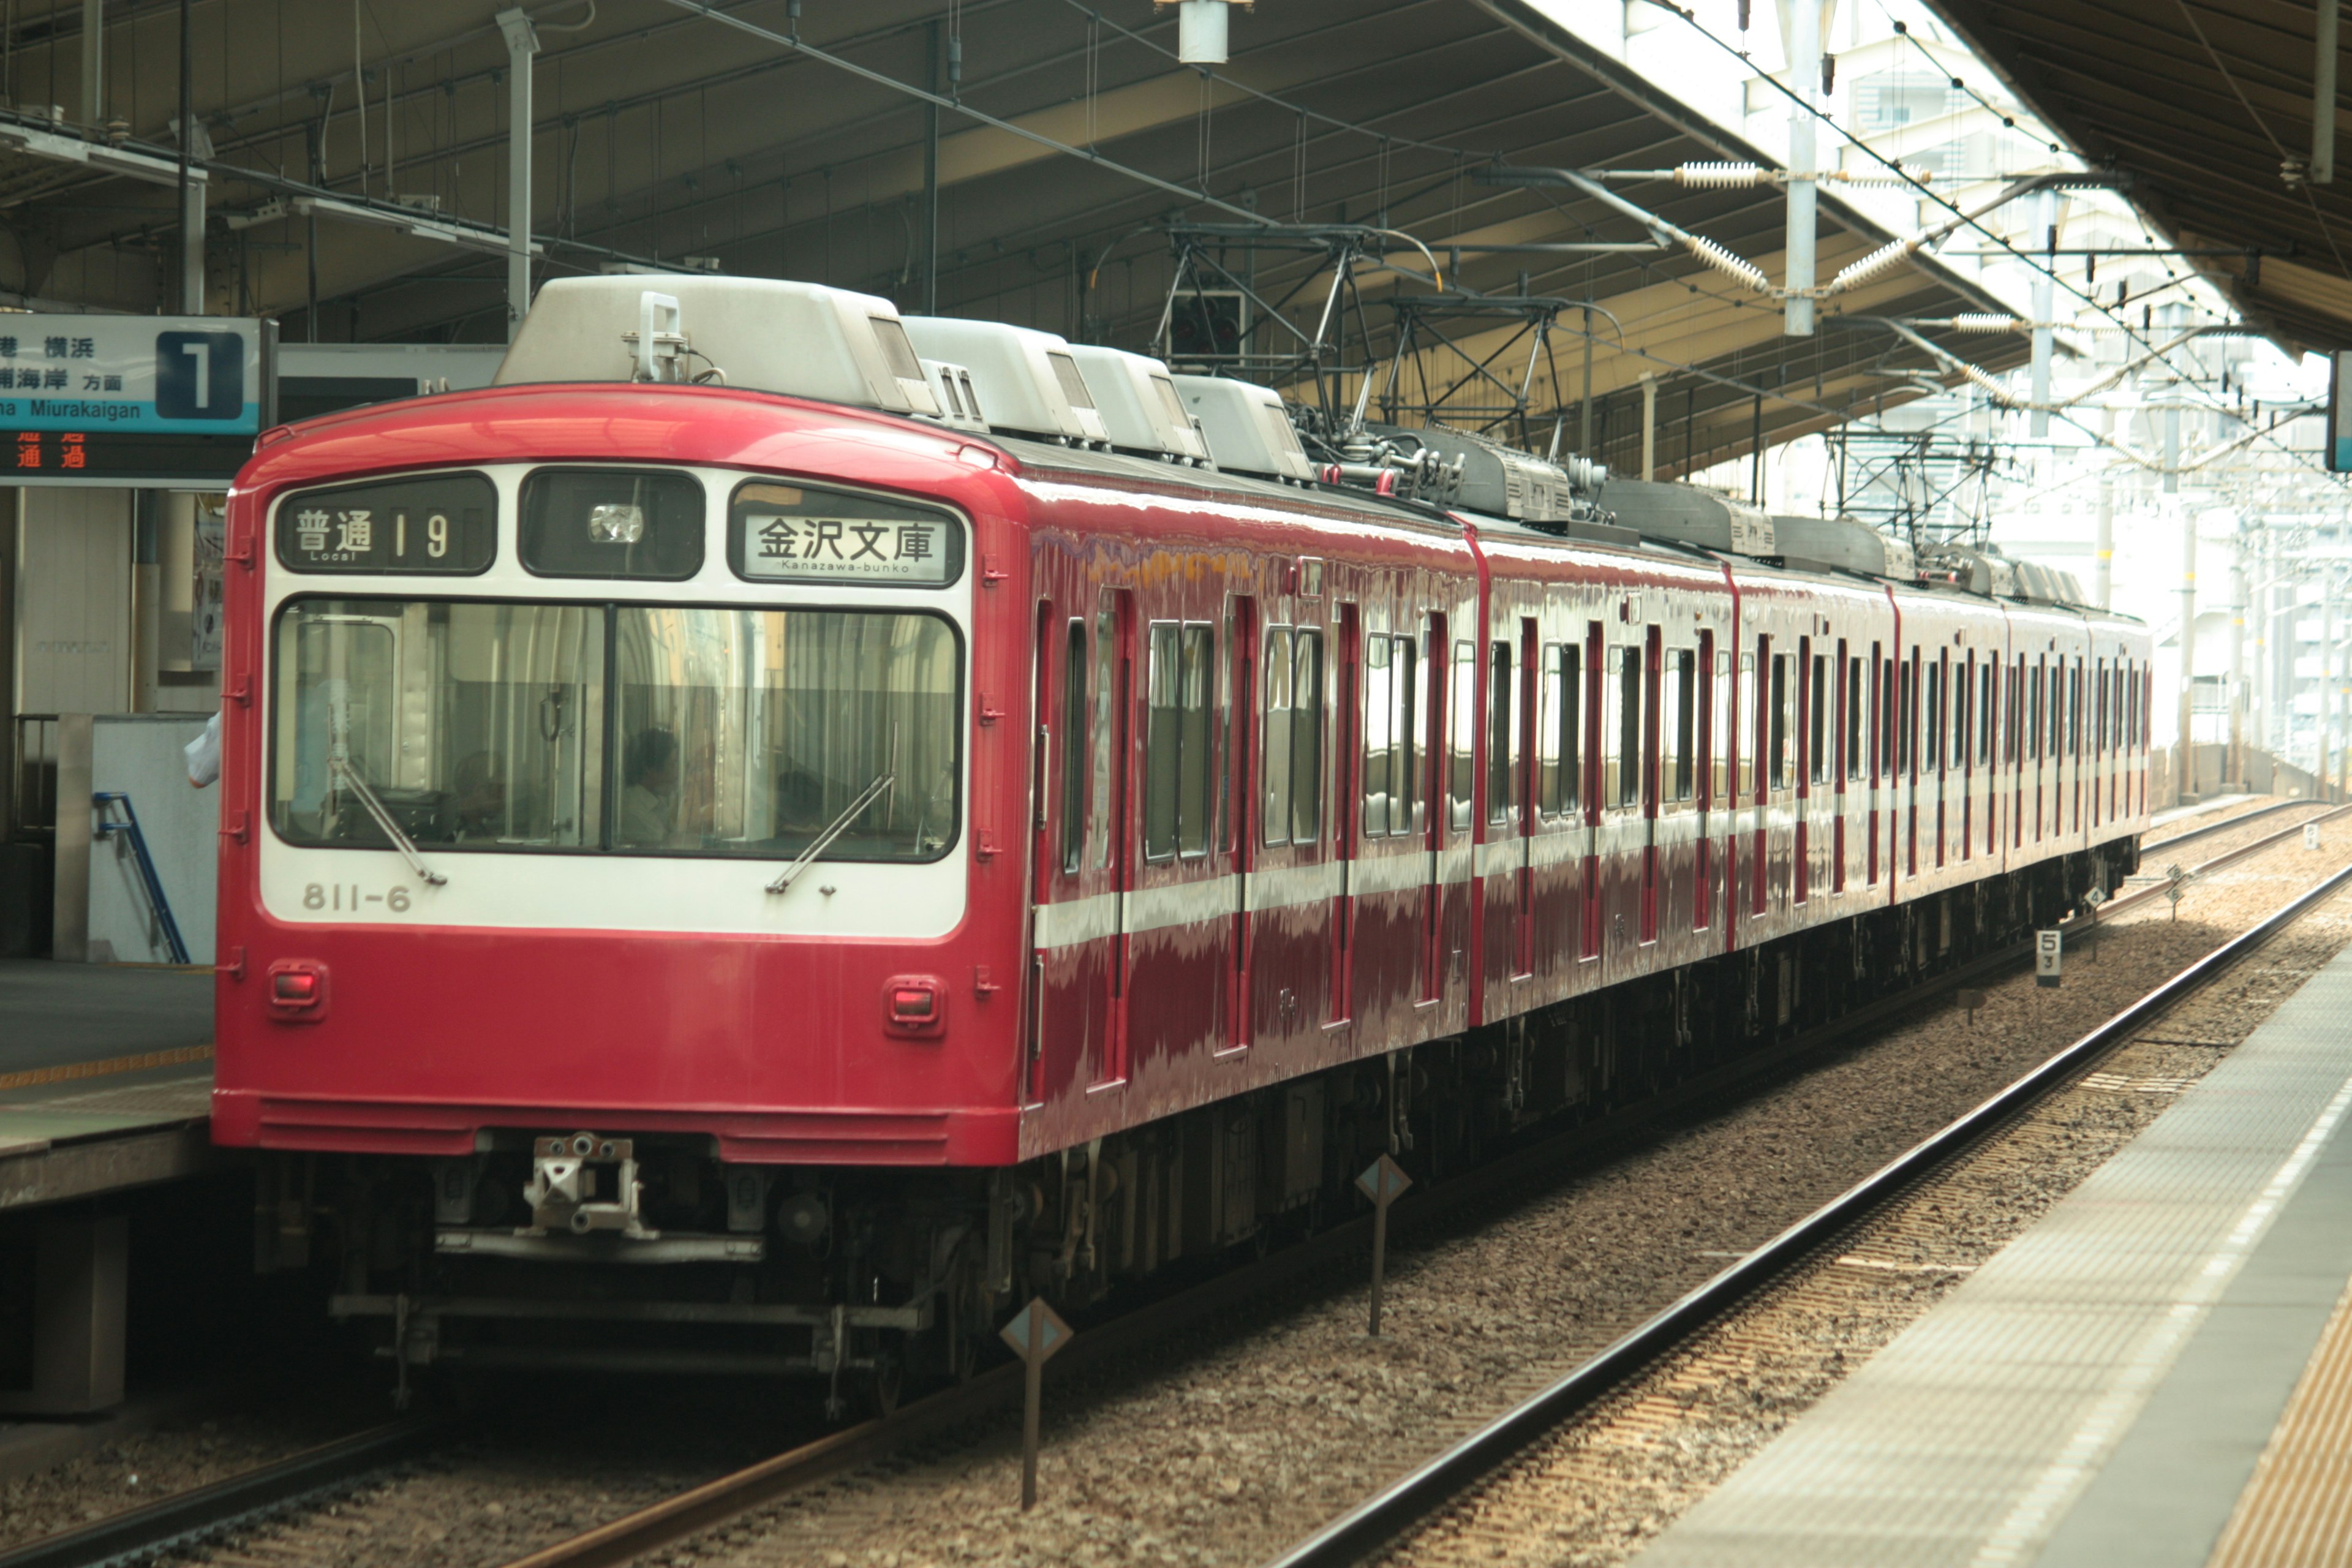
{"left": 211, "top": 276, "right": 2149, "bottom": 1403}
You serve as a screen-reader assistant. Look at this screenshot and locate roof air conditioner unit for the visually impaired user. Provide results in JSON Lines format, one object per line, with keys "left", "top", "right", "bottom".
{"left": 496, "top": 275, "right": 940, "bottom": 417}
{"left": 901, "top": 318, "right": 1109, "bottom": 445}
{"left": 1064, "top": 345, "right": 1212, "bottom": 463}
{"left": 1172, "top": 375, "right": 1315, "bottom": 483}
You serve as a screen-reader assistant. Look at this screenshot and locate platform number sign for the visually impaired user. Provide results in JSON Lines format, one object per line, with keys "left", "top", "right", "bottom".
{"left": 2037, "top": 928, "right": 2063, "bottom": 988}
{"left": 154, "top": 330, "right": 246, "bottom": 421}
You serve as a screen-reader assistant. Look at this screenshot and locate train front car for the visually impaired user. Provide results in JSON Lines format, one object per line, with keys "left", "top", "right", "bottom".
{"left": 212, "top": 279, "right": 1031, "bottom": 1404}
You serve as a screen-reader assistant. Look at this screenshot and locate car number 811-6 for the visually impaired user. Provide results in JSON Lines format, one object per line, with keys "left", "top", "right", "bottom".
{"left": 304, "top": 883, "right": 412, "bottom": 913}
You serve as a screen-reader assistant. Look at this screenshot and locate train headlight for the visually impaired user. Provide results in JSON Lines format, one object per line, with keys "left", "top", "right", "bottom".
{"left": 587, "top": 502, "right": 646, "bottom": 544}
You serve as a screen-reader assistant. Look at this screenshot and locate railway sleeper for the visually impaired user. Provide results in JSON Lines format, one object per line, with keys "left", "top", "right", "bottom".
{"left": 286, "top": 846, "right": 2142, "bottom": 1410}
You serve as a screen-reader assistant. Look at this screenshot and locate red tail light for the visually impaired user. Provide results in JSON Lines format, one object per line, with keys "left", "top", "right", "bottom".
{"left": 265, "top": 959, "right": 329, "bottom": 1022}
{"left": 881, "top": 976, "right": 946, "bottom": 1037}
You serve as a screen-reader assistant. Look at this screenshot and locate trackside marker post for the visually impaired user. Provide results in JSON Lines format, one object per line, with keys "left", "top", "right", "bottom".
{"left": 999, "top": 1297, "right": 1071, "bottom": 1509}
{"left": 1355, "top": 1155, "right": 1413, "bottom": 1336}
{"left": 2036, "top": 929, "right": 2062, "bottom": 988}
{"left": 2309, "top": 821, "right": 2324, "bottom": 851}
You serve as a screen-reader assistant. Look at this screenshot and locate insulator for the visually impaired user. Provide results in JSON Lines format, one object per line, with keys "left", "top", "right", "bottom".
{"left": 1830, "top": 238, "right": 1915, "bottom": 293}
{"left": 1674, "top": 162, "right": 1770, "bottom": 189}
{"left": 1952, "top": 314, "right": 2022, "bottom": 333}
{"left": 1682, "top": 234, "right": 1771, "bottom": 293}
{"left": 1961, "top": 363, "right": 2016, "bottom": 404}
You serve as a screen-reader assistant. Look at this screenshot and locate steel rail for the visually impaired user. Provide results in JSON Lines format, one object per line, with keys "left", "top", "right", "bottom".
{"left": 2143, "top": 797, "right": 2326, "bottom": 853}
{"left": 0, "top": 1418, "right": 445, "bottom": 1568}
{"left": 1257, "top": 859, "right": 2352, "bottom": 1568}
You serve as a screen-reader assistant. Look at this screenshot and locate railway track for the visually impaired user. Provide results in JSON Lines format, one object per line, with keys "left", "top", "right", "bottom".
{"left": 2141, "top": 796, "right": 2330, "bottom": 853}
{"left": 1262, "top": 850, "right": 2352, "bottom": 1566}
{"left": 7, "top": 805, "right": 2337, "bottom": 1568}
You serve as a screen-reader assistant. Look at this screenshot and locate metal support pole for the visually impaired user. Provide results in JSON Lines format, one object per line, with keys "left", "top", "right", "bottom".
{"left": 177, "top": 0, "right": 202, "bottom": 314}
{"left": 1782, "top": 0, "right": 1819, "bottom": 336}
{"left": 1750, "top": 391, "right": 1764, "bottom": 503}
{"left": 2318, "top": 0, "right": 2340, "bottom": 186}
{"left": 1021, "top": 1303, "right": 1042, "bottom": 1508}
{"left": 2177, "top": 503, "right": 2196, "bottom": 801}
{"left": 922, "top": 21, "right": 940, "bottom": 314}
{"left": 496, "top": 8, "right": 540, "bottom": 341}
{"left": 2095, "top": 409, "right": 2115, "bottom": 608}
{"left": 80, "top": 0, "right": 102, "bottom": 126}
{"left": 1640, "top": 372, "right": 1658, "bottom": 481}
{"left": 1579, "top": 306, "right": 1594, "bottom": 456}
{"left": 2318, "top": 578, "right": 2331, "bottom": 786}
{"left": 2163, "top": 402, "right": 2182, "bottom": 496}
{"left": 2229, "top": 540, "right": 2247, "bottom": 790}
{"left": 2029, "top": 189, "right": 2055, "bottom": 436}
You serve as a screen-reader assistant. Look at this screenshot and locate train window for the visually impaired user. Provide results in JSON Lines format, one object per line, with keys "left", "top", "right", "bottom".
{"left": 729, "top": 478, "right": 963, "bottom": 589}
{"left": 1736, "top": 652, "right": 1757, "bottom": 797}
{"left": 2029, "top": 664, "right": 2044, "bottom": 760}
{"left": 524, "top": 467, "right": 705, "bottom": 581}
{"left": 1610, "top": 644, "right": 1643, "bottom": 809}
{"left": 1539, "top": 643, "right": 1583, "bottom": 816}
{"left": 1264, "top": 628, "right": 1295, "bottom": 846}
{"left": 1143, "top": 621, "right": 1216, "bottom": 859}
{"left": 1362, "top": 636, "right": 1393, "bottom": 837}
{"left": 1666, "top": 647, "right": 1696, "bottom": 802}
{"left": 1701, "top": 639, "right": 1721, "bottom": 806}
{"left": 1846, "top": 656, "right": 1864, "bottom": 782}
{"left": 1896, "top": 657, "right": 1913, "bottom": 776}
{"left": 1091, "top": 606, "right": 1117, "bottom": 870}
{"left": 1488, "top": 642, "right": 1515, "bottom": 825}
{"left": 1292, "top": 631, "right": 1323, "bottom": 844}
{"left": 276, "top": 470, "right": 497, "bottom": 575}
{"left": 1062, "top": 620, "right": 1087, "bottom": 872}
{"left": 1452, "top": 641, "right": 1479, "bottom": 834}
{"left": 1956, "top": 658, "right": 1973, "bottom": 769}
{"left": 1808, "top": 653, "right": 1828, "bottom": 786}
{"left": 1980, "top": 662, "right": 1996, "bottom": 764}
{"left": 1768, "top": 653, "right": 1788, "bottom": 791}
{"left": 274, "top": 599, "right": 963, "bottom": 864}
{"left": 1360, "top": 633, "right": 1417, "bottom": 839}
{"left": 1923, "top": 662, "right": 1941, "bottom": 771}
{"left": 1880, "top": 657, "right": 1896, "bottom": 776}
{"left": 2071, "top": 664, "right": 2084, "bottom": 758}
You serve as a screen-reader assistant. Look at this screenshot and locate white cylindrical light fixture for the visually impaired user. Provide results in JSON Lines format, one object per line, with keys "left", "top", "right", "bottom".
{"left": 1177, "top": 0, "right": 1229, "bottom": 64}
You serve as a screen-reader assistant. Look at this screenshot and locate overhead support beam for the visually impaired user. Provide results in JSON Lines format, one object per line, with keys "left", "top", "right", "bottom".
{"left": 0, "top": 119, "right": 209, "bottom": 187}
{"left": 496, "top": 7, "right": 540, "bottom": 341}
{"left": 225, "top": 195, "right": 545, "bottom": 262}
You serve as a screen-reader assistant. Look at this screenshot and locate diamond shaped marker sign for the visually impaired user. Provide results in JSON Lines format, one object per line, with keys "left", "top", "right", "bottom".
{"left": 999, "top": 1298, "right": 1073, "bottom": 1366}
{"left": 1355, "top": 1153, "right": 1412, "bottom": 1207}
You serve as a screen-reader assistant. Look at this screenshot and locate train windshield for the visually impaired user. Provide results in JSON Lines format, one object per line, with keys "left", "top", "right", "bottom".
{"left": 271, "top": 599, "right": 961, "bottom": 862}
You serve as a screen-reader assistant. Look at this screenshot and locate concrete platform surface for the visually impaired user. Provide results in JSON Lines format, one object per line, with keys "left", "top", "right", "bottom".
{"left": 1632, "top": 938, "right": 2352, "bottom": 1568}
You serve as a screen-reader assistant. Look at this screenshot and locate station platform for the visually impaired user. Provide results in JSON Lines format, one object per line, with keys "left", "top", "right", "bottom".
{"left": 1635, "top": 938, "right": 2352, "bottom": 1568}
{"left": 0, "top": 959, "right": 215, "bottom": 1208}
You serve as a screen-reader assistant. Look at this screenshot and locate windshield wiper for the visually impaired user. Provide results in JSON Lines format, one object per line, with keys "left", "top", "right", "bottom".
{"left": 767, "top": 772, "right": 895, "bottom": 895}
{"left": 330, "top": 756, "right": 449, "bottom": 887}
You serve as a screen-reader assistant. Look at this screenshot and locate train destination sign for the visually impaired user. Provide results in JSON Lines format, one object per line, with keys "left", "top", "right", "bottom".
{"left": 730, "top": 480, "right": 963, "bottom": 587}
{"left": 0, "top": 315, "right": 263, "bottom": 433}
{"left": 276, "top": 472, "right": 497, "bottom": 574}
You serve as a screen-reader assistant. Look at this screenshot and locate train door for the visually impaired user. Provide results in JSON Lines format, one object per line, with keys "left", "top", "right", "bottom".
{"left": 1602, "top": 617, "right": 1648, "bottom": 975}
{"left": 1423, "top": 614, "right": 1449, "bottom": 1007}
{"left": 1227, "top": 597, "right": 1257, "bottom": 1052}
{"left": 1867, "top": 644, "right": 1883, "bottom": 889}
{"left": 1581, "top": 620, "right": 1605, "bottom": 963}
{"left": 1834, "top": 641, "right": 1855, "bottom": 894}
{"left": 1657, "top": 631, "right": 1697, "bottom": 943}
{"left": 1696, "top": 630, "right": 1720, "bottom": 933}
{"left": 1329, "top": 604, "right": 1359, "bottom": 1024}
{"left": 1515, "top": 616, "right": 1539, "bottom": 976}
{"left": 1474, "top": 618, "right": 1531, "bottom": 999}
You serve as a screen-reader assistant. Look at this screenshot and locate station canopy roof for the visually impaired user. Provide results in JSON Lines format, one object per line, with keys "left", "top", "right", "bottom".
{"left": 1, "top": 0, "right": 2030, "bottom": 479}
{"left": 1928, "top": 0, "right": 2352, "bottom": 355}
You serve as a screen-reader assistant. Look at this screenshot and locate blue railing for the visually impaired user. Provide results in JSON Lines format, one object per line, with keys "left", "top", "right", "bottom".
{"left": 92, "top": 791, "right": 189, "bottom": 965}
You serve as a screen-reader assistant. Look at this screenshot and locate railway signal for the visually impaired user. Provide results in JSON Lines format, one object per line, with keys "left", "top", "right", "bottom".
{"left": 1356, "top": 1155, "right": 1414, "bottom": 1337}
{"left": 1000, "top": 1297, "right": 1072, "bottom": 1509}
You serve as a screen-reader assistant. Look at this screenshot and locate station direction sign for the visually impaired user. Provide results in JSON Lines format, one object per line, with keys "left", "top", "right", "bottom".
{"left": 0, "top": 315, "right": 273, "bottom": 487}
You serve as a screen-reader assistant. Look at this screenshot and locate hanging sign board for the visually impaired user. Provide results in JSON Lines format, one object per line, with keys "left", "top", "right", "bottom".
{"left": 2332, "top": 351, "right": 2352, "bottom": 472}
{"left": 0, "top": 316, "right": 274, "bottom": 487}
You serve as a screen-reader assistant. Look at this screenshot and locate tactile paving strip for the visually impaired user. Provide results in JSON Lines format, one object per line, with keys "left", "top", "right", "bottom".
{"left": 2203, "top": 1275, "right": 2352, "bottom": 1567}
